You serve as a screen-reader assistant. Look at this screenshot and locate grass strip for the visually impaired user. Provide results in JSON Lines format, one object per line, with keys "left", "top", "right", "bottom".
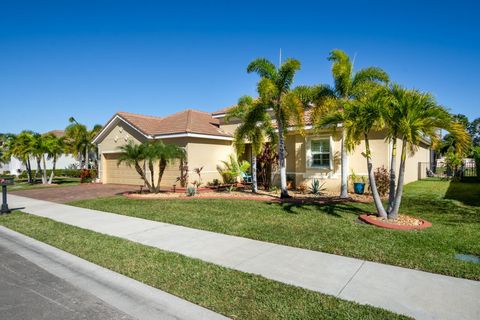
{"left": 0, "top": 211, "right": 408, "bottom": 320}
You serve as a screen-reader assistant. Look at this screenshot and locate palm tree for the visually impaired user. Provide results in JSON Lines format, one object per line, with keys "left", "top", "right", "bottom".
{"left": 386, "top": 87, "right": 470, "bottom": 218}
{"left": 320, "top": 85, "right": 469, "bottom": 219}
{"left": 148, "top": 141, "right": 186, "bottom": 193}
{"left": 29, "top": 132, "right": 46, "bottom": 181}
{"left": 227, "top": 96, "right": 277, "bottom": 193}
{"left": 117, "top": 140, "right": 185, "bottom": 193}
{"left": 6, "top": 131, "right": 35, "bottom": 182}
{"left": 43, "top": 133, "right": 66, "bottom": 184}
{"left": 319, "top": 92, "right": 389, "bottom": 217}
{"left": 247, "top": 57, "right": 304, "bottom": 198}
{"left": 117, "top": 141, "right": 152, "bottom": 191}
{"left": 65, "top": 117, "right": 102, "bottom": 169}
{"left": 316, "top": 50, "right": 389, "bottom": 198}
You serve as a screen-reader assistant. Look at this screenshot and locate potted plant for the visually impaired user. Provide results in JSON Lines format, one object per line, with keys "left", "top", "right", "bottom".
{"left": 350, "top": 170, "right": 366, "bottom": 195}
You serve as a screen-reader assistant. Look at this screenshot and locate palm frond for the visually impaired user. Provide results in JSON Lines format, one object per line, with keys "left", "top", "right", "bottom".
{"left": 247, "top": 58, "right": 277, "bottom": 79}
{"left": 277, "top": 58, "right": 301, "bottom": 92}
{"left": 328, "top": 49, "right": 353, "bottom": 98}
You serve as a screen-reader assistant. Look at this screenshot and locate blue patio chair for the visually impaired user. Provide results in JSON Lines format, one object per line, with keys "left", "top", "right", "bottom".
{"left": 241, "top": 172, "right": 252, "bottom": 183}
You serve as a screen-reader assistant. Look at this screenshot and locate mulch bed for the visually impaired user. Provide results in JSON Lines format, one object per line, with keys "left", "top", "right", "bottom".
{"left": 359, "top": 214, "right": 432, "bottom": 230}
{"left": 123, "top": 190, "right": 372, "bottom": 205}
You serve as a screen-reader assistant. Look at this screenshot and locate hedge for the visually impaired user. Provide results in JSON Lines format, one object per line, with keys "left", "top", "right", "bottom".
{"left": 18, "top": 169, "right": 96, "bottom": 179}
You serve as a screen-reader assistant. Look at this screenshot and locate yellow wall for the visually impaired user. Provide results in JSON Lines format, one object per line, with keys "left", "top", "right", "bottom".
{"left": 97, "top": 121, "right": 146, "bottom": 184}
{"left": 186, "top": 138, "right": 235, "bottom": 185}
{"left": 281, "top": 130, "right": 431, "bottom": 192}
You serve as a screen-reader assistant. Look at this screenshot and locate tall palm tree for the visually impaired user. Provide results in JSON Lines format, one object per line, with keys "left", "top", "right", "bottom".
{"left": 319, "top": 91, "right": 388, "bottom": 217}
{"left": 44, "top": 133, "right": 66, "bottom": 184}
{"left": 65, "top": 117, "right": 102, "bottom": 169}
{"left": 318, "top": 50, "right": 389, "bottom": 198}
{"left": 386, "top": 87, "right": 470, "bottom": 218}
{"left": 247, "top": 58, "right": 304, "bottom": 198}
{"left": 6, "top": 131, "right": 35, "bottom": 182}
{"left": 29, "top": 132, "right": 46, "bottom": 181}
{"left": 227, "top": 96, "right": 278, "bottom": 193}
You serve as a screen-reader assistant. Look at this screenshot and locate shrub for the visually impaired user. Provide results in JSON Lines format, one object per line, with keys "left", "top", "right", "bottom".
{"left": 216, "top": 154, "right": 250, "bottom": 184}
{"left": 297, "top": 181, "right": 308, "bottom": 194}
{"left": 19, "top": 169, "right": 90, "bottom": 179}
{"left": 309, "top": 178, "right": 326, "bottom": 195}
{"left": 207, "top": 179, "right": 220, "bottom": 187}
{"left": 80, "top": 169, "right": 96, "bottom": 183}
{"left": 373, "top": 166, "right": 389, "bottom": 196}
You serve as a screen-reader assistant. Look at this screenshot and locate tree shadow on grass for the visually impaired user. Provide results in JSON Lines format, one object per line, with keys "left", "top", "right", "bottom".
{"left": 444, "top": 181, "right": 480, "bottom": 207}
{"left": 274, "top": 201, "right": 366, "bottom": 218}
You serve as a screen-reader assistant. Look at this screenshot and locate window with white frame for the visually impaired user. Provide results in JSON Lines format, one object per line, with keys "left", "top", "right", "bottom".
{"left": 309, "top": 138, "right": 331, "bottom": 168}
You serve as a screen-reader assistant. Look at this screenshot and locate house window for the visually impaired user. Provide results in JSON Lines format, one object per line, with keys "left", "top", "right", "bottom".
{"left": 310, "top": 139, "right": 330, "bottom": 168}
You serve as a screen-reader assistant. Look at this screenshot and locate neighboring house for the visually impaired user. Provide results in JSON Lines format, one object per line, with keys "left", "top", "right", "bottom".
{"left": 0, "top": 130, "right": 79, "bottom": 175}
{"left": 94, "top": 108, "right": 433, "bottom": 191}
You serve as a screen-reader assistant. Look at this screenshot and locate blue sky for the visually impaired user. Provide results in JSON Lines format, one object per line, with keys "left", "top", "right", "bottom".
{"left": 1, "top": 0, "right": 479, "bottom": 133}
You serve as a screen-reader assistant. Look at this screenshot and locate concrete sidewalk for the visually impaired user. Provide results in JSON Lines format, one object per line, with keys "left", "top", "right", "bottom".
{"left": 8, "top": 194, "right": 480, "bottom": 320}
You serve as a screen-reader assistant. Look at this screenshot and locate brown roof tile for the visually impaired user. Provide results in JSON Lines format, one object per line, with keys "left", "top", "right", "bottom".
{"left": 211, "top": 105, "right": 236, "bottom": 116}
{"left": 45, "top": 130, "right": 65, "bottom": 137}
{"left": 116, "top": 110, "right": 231, "bottom": 138}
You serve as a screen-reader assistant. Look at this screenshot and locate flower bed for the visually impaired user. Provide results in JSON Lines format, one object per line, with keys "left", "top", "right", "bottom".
{"left": 359, "top": 214, "right": 432, "bottom": 230}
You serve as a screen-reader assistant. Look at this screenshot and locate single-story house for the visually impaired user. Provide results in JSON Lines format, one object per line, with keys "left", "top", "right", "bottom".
{"left": 93, "top": 108, "right": 433, "bottom": 191}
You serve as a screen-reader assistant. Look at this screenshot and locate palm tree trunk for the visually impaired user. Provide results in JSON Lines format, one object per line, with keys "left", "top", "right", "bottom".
{"left": 148, "top": 159, "right": 155, "bottom": 190}
{"left": 365, "top": 135, "right": 387, "bottom": 218}
{"left": 49, "top": 156, "right": 56, "bottom": 184}
{"left": 156, "top": 159, "right": 167, "bottom": 193}
{"left": 134, "top": 161, "right": 153, "bottom": 192}
{"left": 277, "top": 118, "right": 289, "bottom": 198}
{"left": 340, "top": 127, "right": 349, "bottom": 198}
{"left": 251, "top": 152, "right": 258, "bottom": 193}
{"left": 387, "top": 137, "right": 397, "bottom": 212}
{"left": 41, "top": 155, "right": 48, "bottom": 184}
{"left": 26, "top": 158, "right": 32, "bottom": 183}
{"left": 389, "top": 140, "right": 407, "bottom": 219}
{"left": 85, "top": 146, "right": 89, "bottom": 169}
{"left": 35, "top": 157, "right": 41, "bottom": 179}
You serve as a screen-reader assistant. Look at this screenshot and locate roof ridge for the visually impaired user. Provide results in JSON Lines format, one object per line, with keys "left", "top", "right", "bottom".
{"left": 186, "top": 109, "right": 192, "bottom": 132}
{"left": 117, "top": 111, "right": 163, "bottom": 120}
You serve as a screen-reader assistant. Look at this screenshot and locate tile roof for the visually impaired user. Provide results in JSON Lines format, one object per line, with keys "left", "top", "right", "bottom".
{"left": 116, "top": 110, "right": 232, "bottom": 137}
{"left": 211, "top": 105, "right": 235, "bottom": 116}
{"left": 45, "top": 130, "right": 65, "bottom": 137}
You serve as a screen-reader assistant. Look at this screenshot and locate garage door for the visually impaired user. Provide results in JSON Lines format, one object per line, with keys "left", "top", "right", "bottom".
{"left": 103, "top": 153, "right": 181, "bottom": 188}
{"left": 104, "top": 153, "right": 144, "bottom": 186}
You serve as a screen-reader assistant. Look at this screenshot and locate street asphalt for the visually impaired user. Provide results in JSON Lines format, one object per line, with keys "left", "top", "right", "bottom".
{"left": 0, "top": 244, "right": 133, "bottom": 320}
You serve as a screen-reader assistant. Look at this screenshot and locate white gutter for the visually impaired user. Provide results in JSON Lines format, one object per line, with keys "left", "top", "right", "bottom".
{"left": 153, "top": 132, "right": 233, "bottom": 141}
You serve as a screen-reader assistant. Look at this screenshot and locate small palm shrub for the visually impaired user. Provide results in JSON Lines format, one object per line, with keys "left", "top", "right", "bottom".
{"left": 217, "top": 154, "right": 250, "bottom": 184}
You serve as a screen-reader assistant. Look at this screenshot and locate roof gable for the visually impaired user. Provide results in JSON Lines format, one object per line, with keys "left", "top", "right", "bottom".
{"left": 93, "top": 109, "right": 232, "bottom": 144}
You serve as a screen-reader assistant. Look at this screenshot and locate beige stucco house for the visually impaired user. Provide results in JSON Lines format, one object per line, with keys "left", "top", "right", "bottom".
{"left": 93, "top": 107, "right": 432, "bottom": 191}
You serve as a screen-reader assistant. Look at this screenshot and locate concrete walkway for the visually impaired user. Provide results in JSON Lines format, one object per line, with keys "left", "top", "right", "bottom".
{"left": 0, "top": 225, "right": 227, "bottom": 320}
{"left": 8, "top": 194, "right": 480, "bottom": 320}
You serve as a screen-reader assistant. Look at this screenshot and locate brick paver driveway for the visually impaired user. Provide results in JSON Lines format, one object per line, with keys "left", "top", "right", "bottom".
{"left": 11, "top": 184, "right": 137, "bottom": 203}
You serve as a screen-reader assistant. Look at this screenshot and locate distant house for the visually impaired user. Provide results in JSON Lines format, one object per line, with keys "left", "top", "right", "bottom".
{"left": 93, "top": 107, "right": 433, "bottom": 191}
{"left": 0, "top": 130, "right": 79, "bottom": 175}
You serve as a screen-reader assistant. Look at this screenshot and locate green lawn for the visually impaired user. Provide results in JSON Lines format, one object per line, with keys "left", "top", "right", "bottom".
{"left": 8, "top": 177, "right": 81, "bottom": 191}
{"left": 0, "top": 212, "right": 407, "bottom": 320}
{"left": 71, "top": 179, "right": 480, "bottom": 280}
